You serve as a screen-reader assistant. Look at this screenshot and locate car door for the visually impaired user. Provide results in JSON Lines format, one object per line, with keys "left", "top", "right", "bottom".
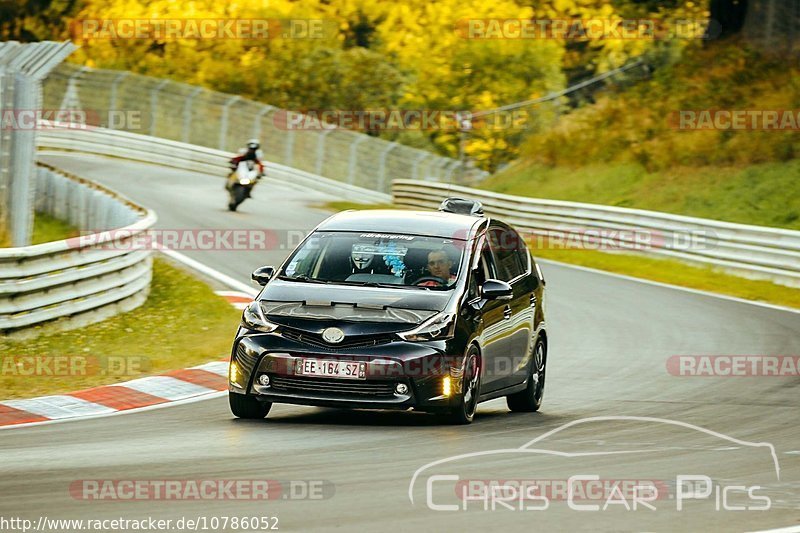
{"left": 486, "top": 223, "right": 536, "bottom": 390}
{"left": 468, "top": 235, "right": 512, "bottom": 393}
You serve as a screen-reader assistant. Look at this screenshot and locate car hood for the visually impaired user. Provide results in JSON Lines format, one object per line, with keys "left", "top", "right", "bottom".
{"left": 258, "top": 279, "right": 452, "bottom": 335}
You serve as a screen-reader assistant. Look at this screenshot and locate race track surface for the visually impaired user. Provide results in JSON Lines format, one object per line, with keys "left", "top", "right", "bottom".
{"left": 1, "top": 153, "right": 798, "bottom": 532}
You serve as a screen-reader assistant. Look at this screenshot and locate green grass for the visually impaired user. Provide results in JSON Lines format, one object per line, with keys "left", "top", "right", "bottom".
{"left": 315, "top": 200, "right": 397, "bottom": 212}
{"left": 518, "top": 42, "right": 799, "bottom": 172}
{"left": 30, "top": 212, "right": 81, "bottom": 244}
{"left": 0, "top": 212, "right": 80, "bottom": 247}
{"left": 532, "top": 246, "right": 800, "bottom": 310}
{"left": 482, "top": 160, "right": 800, "bottom": 230}
{"left": 0, "top": 258, "right": 241, "bottom": 399}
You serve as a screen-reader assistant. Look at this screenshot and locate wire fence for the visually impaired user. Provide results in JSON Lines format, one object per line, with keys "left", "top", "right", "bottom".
{"left": 42, "top": 63, "right": 482, "bottom": 192}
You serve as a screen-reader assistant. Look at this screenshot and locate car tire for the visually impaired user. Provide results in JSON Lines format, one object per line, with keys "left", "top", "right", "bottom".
{"left": 506, "top": 337, "right": 546, "bottom": 413}
{"left": 229, "top": 392, "right": 271, "bottom": 419}
{"left": 442, "top": 346, "right": 481, "bottom": 425}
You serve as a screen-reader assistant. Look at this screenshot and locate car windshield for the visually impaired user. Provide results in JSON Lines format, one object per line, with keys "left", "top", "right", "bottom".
{"left": 280, "top": 231, "right": 465, "bottom": 290}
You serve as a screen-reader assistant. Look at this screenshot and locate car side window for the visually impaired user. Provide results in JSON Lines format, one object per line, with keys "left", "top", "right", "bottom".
{"left": 487, "top": 225, "right": 525, "bottom": 282}
{"left": 468, "top": 238, "right": 494, "bottom": 299}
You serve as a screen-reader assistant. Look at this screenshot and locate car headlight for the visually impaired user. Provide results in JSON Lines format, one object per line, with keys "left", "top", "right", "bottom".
{"left": 242, "top": 301, "right": 279, "bottom": 333}
{"left": 398, "top": 312, "right": 456, "bottom": 342}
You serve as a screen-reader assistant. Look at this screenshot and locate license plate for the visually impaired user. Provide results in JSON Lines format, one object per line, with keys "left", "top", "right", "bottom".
{"left": 295, "top": 358, "right": 366, "bottom": 380}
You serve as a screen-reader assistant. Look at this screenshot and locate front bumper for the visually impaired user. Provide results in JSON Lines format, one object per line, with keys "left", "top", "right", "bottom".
{"left": 229, "top": 332, "right": 458, "bottom": 411}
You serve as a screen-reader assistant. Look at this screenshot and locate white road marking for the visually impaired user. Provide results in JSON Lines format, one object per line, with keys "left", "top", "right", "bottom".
{"left": 190, "top": 361, "right": 230, "bottom": 377}
{"left": 1, "top": 396, "right": 115, "bottom": 419}
{"left": 121, "top": 376, "right": 217, "bottom": 401}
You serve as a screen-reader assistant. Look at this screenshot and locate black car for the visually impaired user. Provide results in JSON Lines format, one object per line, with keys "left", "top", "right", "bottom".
{"left": 228, "top": 198, "right": 548, "bottom": 424}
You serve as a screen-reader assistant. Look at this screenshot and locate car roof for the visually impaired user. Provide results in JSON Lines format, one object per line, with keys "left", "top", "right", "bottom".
{"left": 316, "top": 209, "right": 488, "bottom": 239}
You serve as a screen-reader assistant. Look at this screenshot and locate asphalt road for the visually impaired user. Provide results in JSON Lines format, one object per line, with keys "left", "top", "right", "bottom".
{"left": 1, "top": 153, "right": 798, "bottom": 532}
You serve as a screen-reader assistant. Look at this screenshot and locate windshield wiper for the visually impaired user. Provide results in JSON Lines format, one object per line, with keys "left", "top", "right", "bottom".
{"left": 277, "top": 275, "right": 329, "bottom": 284}
{"left": 337, "top": 280, "right": 438, "bottom": 290}
{"left": 334, "top": 280, "right": 402, "bottom": 289}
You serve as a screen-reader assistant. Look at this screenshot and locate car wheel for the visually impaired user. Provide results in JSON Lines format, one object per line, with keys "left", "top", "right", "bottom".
{"left": 442, "top": 346, "right": 481, "bottom": 425}
{"left": 507, "top": 337, "right": 546, "bottom": 413}
{"left": 229, "top": 392, "right": 271, "bottom": 419}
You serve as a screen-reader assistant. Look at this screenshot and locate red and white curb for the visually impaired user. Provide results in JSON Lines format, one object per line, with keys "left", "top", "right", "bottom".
{"left": 215, "top": 290, "right": 254, "bottom": 310}
{"left": 0, "top": 361, "right": 231, "bottom": 428}
{"left": 0, "top": 282, "right": 256, "bottom": 428}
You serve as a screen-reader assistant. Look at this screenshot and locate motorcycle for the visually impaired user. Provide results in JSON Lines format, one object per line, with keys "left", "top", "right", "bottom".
{"left": 226, "top": 160, "right": 261, "bottom": 212}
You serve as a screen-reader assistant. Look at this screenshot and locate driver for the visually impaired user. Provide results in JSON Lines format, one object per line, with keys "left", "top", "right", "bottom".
{"left": 417, "top": 249, "right": 456, "bottom": 287}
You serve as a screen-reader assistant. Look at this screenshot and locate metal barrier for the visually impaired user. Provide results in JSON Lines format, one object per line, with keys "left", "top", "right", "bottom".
{"left": 0, "top": 163, "right": 156, "bottom": 334}
{"left": 392, "top": 180, "right": 800, "bottom": 288}
{"left": 0, "top": 41, "right": 76, "bottom": 246}
{"left": 37, "top": 125, "right": 391, "bottom": 204}
{"left": 42, "top": 63, "right": 486, "bottom": 193}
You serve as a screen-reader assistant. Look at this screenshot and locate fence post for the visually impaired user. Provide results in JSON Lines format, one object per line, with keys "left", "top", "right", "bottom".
{"left": 252, "top": 104, "right": 274, "bottom": 143}
{"left": 0, "top": 64, "right": 13, "bottom": 240}
{"left": 347, "top": 135, "right": 367, "bottom": 184}
{"left": 219, "top": 95, "right": 241, "bottom": 151}
{"left": 58, "top": 65, "right": 86, "bottom": 112}
{"left": 411, "top": 152, "right": 430, "bottom": 181}
{"left": 377, "top": 142, "right": 398, "bottom": 193}
{"left": 284, "top": 129, "right": 295, "bottom": 167}
{"left": 182, "top": 87, "right": 203, "bottom": 144}
{"left": 444, "top": 159, "right": 460, "bottom": 183}
{"left": 148, "top": 79, "right": 169, "bottom": 137}
{"left": 108, "top": 71, "right": 128, "bottom": 128}
{"left": 315, "top": 129, "right": 333, "bottom": 176}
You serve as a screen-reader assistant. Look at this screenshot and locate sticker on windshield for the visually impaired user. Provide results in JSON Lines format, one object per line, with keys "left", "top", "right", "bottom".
{"left": 359, "top": 233, "right": 415, "bottom": 240}
{"left": 352, "top": 243, "right": 409, "bottom": 257}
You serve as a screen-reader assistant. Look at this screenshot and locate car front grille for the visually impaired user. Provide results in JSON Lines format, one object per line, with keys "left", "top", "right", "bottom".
{"left": 281, "top": 329, "right": 394, "bottom": 351}
{"left": 270, "top": 375, "right": 396, "bottom": 397}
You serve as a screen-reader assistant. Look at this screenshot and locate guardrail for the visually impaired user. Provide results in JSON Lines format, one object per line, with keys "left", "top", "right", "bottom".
{"left": 37, "top": 125, "right": 392, "bottom": 204}
{"left": 0, "top": 163, "right": 156, "bottom": 335}
{"left": 392, "top": 180, "right": 800, "bottom": 288}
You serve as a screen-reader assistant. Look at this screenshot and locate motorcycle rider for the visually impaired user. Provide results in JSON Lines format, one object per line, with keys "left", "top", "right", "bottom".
{"left": 226, "top": 139, "right": 264, "bottom": 196}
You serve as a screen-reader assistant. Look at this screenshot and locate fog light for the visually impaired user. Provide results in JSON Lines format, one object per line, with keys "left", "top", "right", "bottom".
{"left": 395, "top": 383, "right": 409, "bottom": 395}
{"left": 229, "top": 361, "right": 240, "bottom": 384}
{"left": 442, "top": 376, "right": 451, "bottom": 397}
{"left": 258, "top": 374, "right": 270, "bottom": 387}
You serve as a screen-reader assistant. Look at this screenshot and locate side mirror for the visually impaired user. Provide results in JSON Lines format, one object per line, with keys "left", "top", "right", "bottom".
{"left": 481, "top": 279, "right": 512, "bottom": 301}
{"left": 252, "top": 266, "right": 275, "bottom": 286}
